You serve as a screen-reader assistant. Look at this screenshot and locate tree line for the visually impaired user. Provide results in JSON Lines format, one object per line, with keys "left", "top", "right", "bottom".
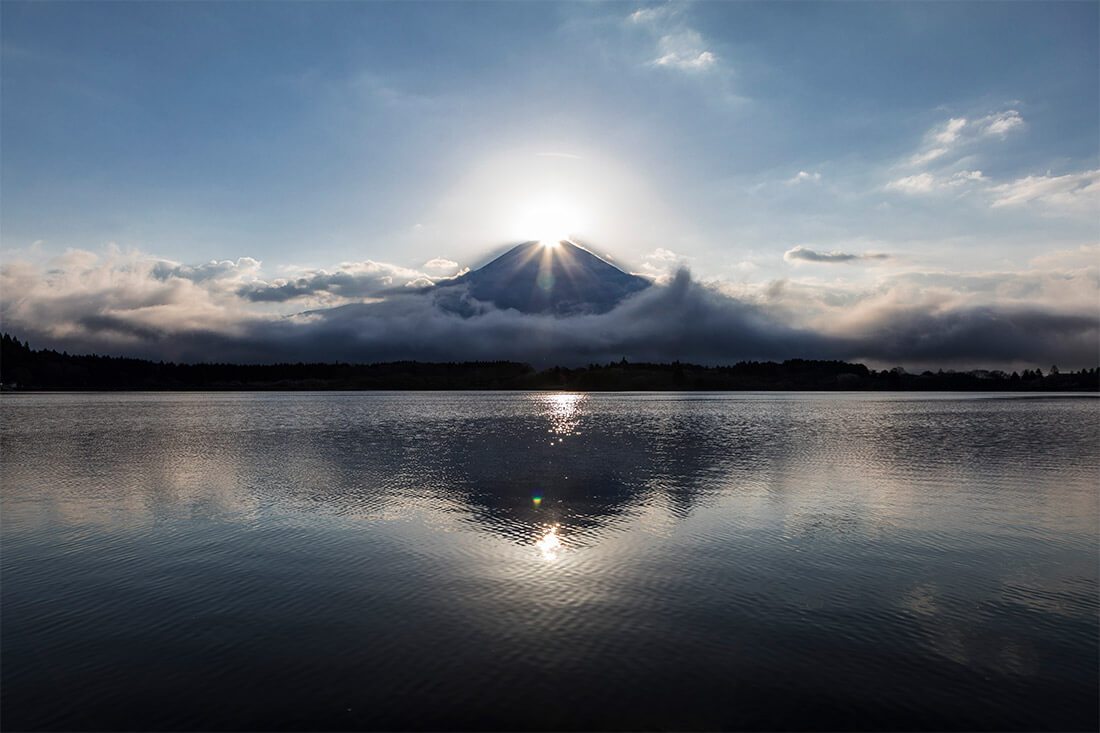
{"left": 2, "top": 333, "right": 1097, "bottom": 391}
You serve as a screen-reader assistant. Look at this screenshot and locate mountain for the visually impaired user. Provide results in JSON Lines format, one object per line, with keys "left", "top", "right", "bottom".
{"left": 439, "top": 240, "right": 650, "bottom": 316}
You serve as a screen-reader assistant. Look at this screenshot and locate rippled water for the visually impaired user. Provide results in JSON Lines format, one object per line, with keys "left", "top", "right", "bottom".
{"left": 2, "top": 392, "right": 1097, "bottom": 731}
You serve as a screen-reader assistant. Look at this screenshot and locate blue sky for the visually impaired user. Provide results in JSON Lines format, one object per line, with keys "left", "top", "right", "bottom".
{"left": 2, "top": 1, "right": 1097, "bottom": 367}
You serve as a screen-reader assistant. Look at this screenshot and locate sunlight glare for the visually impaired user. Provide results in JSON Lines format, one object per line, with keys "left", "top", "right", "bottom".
{"left": 510, "top": 194, "right": 588, "bottom": 247}
{"left": 542, "top": 393, "right": 585, "bottom": 438}
{"left": 535, "top": 525, "right": 563, "bottom": 561}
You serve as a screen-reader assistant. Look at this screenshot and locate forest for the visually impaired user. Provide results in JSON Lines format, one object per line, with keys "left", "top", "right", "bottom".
{"left": 2, "top": 333, "right": 1097, "bottom": 392}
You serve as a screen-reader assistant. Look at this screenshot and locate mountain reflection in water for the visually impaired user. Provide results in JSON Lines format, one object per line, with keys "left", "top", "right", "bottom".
{"left": 2, "top": 392, "right": 1097, "bottom": 731}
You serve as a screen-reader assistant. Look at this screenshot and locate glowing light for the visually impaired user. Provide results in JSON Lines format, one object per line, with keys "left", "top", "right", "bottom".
{"left": 533, "top": 494, "right": 543, "bottom": 507}
{"left": 535, "top": 525, "right": 563, "bottom": 560}
{"left": 509, "top": 194, "right": 588, "bottom": 247}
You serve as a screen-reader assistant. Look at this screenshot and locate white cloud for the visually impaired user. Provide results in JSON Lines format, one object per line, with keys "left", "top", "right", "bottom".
{"left": 909, "top": 147, "right": 949, "bottom": 166}
{"left": 934, "top": 117, "right": 968, "bottom": 145}
{"left": 240, "top": 259, "right": 434, "bottom": 304}
{"left": 641, "top": 247, "right": 684, "bottom": 273}
{"left": 946, "top": 170, "right": 987, "bottom": 186}
{"left": 903, "top": 109, "right": 1024, "bottom": 171}
{"left": 151, "top": 257, "right": 262, "bottom": 283}
{"left": 885, "top": 107, "right": 1093, "bottom": 214}
{"left": 978, "top": 109, "right": 1024, "bottom": 137}
{"left": 1027, "top": 244, "right": 1100, "bottom": 270}
{"left": 630, "top": 7, "right": 719, "bottom": 73}
{"left": 652, "top": 31, "right": 717, "bottom": 70}
{"left": 886, "top": 170, "right": 987, "bottom": 194}
{"left": 789, "top": 171, "right": 822, "bottom": 184}
{"left": 886, "top": 173, "right": 937, "bottom": 194}
{"left": 629, "top": 6, "right": 670, "bottom": 24}
{"left": 0, "top": 249, "right": 267, "bottom": 342}
{"left": 423, "top": 258, "right": 459, "bottom": 272}
{"left": 990, "top": 169, "right": 1100, "bottom": 213}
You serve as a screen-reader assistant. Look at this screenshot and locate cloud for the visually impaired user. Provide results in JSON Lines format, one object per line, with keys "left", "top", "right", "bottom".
{"left": 909, "top": 147, "right": 949, "bottom": 166}
{"left": 902, "top": 109, "right": 1024, "bottom": 172}
{"left": 3, "top": 246, "right": 1096, "bottom": 370}
{"left": 784, "top": 246, "right": 892, "bottom": 265}
{"left": 648, "top": 247, "right": 679, "bottom": 262}
{"left": 934, "top": 117, "right": 968, "bottom": 145}
{"left": 884, "top": 108, "right": 1096, "bottom": 215}
{"left": 977, "top": 109, "right": 1024, "bottom": 138}
{"left": 423, "top": 258, "right": 460, "bottom": 272}
{"left": 840, "top": 305, "right": 1097, "bottom": 367}
{"left": 630, "top": 6, "right": 719, "bottom": 72}
{"left": 989, "top": 169, "right": 1100, "bottom": 213}
{"left": 535, "top": 152, "right": 582, "bottom": 160}
{"left": 789, "top": 171, "right": 821, "bottom": 184}
{"left": 641, "top": 247, "right": 686, "bottom": 273}
{"left": 652, "top": 31, "right": 717, "bottom": 70}
{"left": 886, "top": 170, "right": 986, "bottom": 194}
{"left": 947, "top": 170, "right": 986, "bottom": 185}
{"left": 1027, "top": 243, "right": 1099, "bottom": 270}
{"left": 0, "top": 249, "right": 262, "bottom": 344}
{"left": 886, "top": 173, "right": 937, "bottom": 194}
{"left": 150, "top": 258, "right": 262, "bottom": 283}
{"left": 238, "top": 260, "right": 432, "bottom": 303}
{"left": 629, "top": 6, "right": 669, "bottom": 24}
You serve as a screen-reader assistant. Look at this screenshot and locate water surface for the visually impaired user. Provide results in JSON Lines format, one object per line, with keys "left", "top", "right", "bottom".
{"left": 2, "top": 392, "right": 1097, "bottom": 730}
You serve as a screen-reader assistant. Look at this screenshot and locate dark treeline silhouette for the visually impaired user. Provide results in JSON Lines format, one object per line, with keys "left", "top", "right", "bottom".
{"left": 2, "top": 333, "right": 1097, "bottom": 392}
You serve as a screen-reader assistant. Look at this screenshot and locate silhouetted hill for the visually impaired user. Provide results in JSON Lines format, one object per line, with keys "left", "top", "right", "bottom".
{"left": 3, "top": 334, "right": 1096, "bottom": 391}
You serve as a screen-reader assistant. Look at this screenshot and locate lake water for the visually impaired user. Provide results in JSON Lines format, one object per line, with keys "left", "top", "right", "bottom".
{"left": 2, "top": 392, "right": 1097, "bottom": 731}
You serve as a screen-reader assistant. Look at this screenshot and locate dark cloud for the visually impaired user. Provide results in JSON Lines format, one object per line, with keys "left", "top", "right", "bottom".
{"left": 76, "top": 315, "right": 169, "bottom": 344}
{"left": 279, "top": 269, "right": 839, "bottom": 366}
{"left": 784, "top": 246, "right": 892, "bottom": 264}
{"left": 845, "top": 305, "right": 1098, "bottom": 366}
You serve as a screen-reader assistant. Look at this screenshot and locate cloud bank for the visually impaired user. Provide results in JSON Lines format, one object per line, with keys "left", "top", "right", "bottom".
{"left": 2, "top": 245, "right": 1096, "bottom": 370}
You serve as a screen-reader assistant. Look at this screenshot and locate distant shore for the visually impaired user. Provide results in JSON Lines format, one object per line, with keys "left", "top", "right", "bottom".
{"left": 3, "top": 334, "right": 1096, "bottom": 392}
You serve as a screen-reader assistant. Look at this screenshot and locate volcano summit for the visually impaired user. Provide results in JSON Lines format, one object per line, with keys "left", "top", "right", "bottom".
{"left": 438, "top": 240, "right": 650, "bottom": 316}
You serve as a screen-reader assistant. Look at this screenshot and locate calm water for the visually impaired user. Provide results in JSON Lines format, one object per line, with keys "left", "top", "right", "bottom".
{"left": 2, "top": 392, "right": 1097, "bottom": 731}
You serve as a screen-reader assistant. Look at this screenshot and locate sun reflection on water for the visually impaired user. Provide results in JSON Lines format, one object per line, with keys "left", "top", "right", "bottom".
{"left": 535, "top": 525, "right": 563, "bottom": 561}
{"left": 542, "top": 393, "right": 585, "bottom": 439}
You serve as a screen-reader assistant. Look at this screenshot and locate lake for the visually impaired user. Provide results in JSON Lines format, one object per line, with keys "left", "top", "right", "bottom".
{"left": 2, "top": 392, "right": 1097, "bottom": 730}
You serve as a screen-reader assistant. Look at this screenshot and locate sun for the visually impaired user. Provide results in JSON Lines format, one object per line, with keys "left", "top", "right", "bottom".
{"left": 509, "top": 194, "right": 588, "bottom": 247}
